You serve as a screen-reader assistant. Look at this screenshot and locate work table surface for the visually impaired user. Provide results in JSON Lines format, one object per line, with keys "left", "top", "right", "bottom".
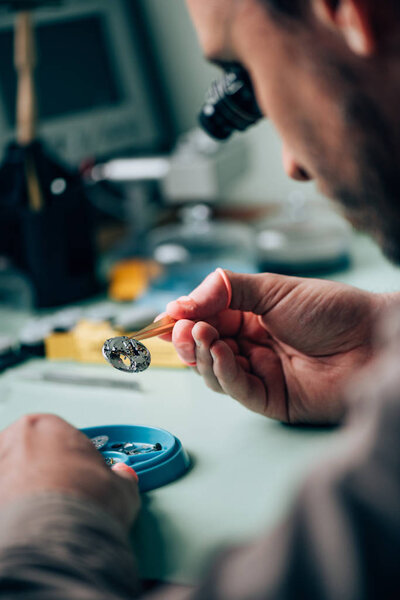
{"left": 1, "top": 234, "right": 400, "bottom": 585}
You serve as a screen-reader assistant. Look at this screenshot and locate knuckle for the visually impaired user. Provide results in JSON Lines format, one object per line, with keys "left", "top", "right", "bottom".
{"left": 18, "top": 414, "right": 40, "bottom": 427}
{"left": 15, "top": 413, "right": 50, "bottom": 430}
{"left": 17, "top": 414, "right": 75, "bottom": 441}
{"left": 34, "top": 414, "right": 69, "bottom": 430}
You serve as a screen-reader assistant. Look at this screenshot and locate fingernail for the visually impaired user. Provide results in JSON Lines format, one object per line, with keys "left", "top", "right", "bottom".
{"left": 183, "top": 360, "right": 197, "bottom": 367}
{"left": 176, "top": 296, "right": 196, "bottom": 308}
{"left": 216, "top": 268, "right": 232, "bottom": 309}
{"left": 167, "top": 298, "right": 194, "bottom": 313}
{"left": 112, "top": 462, "right": 139, "bottom": 482}
{"left": 154, "top": 312, "right": 167, "bottom": 322}
{"left": 192, "top": 332, "right": 201, "bottom": 348}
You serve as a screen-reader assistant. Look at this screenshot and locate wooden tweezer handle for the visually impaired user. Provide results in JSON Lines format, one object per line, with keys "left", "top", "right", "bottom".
{"left": 128, "top": 315, "right": 176, "bottom": 341}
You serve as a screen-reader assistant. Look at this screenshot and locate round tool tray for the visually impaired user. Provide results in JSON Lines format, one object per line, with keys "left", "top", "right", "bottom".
{"left": 81, "top": 425, "right": 190, "bottom": 492}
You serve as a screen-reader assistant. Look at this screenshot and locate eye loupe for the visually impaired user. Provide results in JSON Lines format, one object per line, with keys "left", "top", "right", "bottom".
{"left": 199, "top": 66, "right": 263, "bottom": 141}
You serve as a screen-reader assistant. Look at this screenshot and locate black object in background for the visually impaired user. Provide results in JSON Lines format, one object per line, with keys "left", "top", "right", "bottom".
{"left": 0, "top": 6, "right": 99, "bottom": 309}
{"left": 0, "top": 140, "right": 99, "bottom": 308}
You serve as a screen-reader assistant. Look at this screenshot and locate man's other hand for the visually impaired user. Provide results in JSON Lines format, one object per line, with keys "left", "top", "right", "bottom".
{"left": 165, "top": 270, "right": 388, "bottom": 425}
{"left": 0, "top": 414, "right": 140, "bottom": 528}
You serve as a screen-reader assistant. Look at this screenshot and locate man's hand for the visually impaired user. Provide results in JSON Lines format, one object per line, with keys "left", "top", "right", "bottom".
{"left": 0, "top": 414, "right": 140, "bottom": 528}
{"left": 165, "top": 270, "right": 388, "bottom": 424}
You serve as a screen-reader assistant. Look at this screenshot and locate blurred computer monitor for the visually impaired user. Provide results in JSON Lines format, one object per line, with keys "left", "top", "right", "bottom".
{"left": 0, "top": 0, "right": 172, "bottom": 166}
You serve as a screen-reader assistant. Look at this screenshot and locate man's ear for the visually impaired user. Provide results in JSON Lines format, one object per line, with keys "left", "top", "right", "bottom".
{"left": 312, "top": 0, "right": 376, "bottom": 57}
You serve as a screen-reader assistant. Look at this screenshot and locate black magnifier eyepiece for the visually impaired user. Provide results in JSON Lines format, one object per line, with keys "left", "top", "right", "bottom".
{"left": 199, "top": 66, "right": 263, "bottom": 141}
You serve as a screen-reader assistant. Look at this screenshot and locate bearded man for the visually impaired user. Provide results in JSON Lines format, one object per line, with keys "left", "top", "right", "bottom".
{"left": 0, "top": 2, "right": 398, "bottom": 599}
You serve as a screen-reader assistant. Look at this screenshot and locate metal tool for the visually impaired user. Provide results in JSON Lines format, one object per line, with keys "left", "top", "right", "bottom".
{"left": 102, "top": 316, "right": 176, "bottom": 374}
{"left": 0, "top": 2, "right": 99, "bottom": 308}
{"left": 123, "top": 442, "right": 162, "bottom": 456}
{"left": 127, "top": 315, "right": 176, "bottom": 341}
{"left": 91, "top": 435, "right": 109, "bottom": 451}
{"left": 23, "top": 370, "right": 141, "bottom": 390}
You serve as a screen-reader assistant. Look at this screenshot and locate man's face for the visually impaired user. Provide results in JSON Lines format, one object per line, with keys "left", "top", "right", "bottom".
{"left": 187, "top": 0, "right": 400, "bottom": 262}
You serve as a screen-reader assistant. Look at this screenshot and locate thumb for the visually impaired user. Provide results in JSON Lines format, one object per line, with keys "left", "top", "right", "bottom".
{"left": 112, "top": 462, "right": 139, "bottom": 484}
{"left": 166, "top": 268, "right": 231, "bottom": 320}
{"left": 167, "top": 268, "right": 302, "bottom": 319}
{"left": 111, "top": 463, "right": 141, "bottom": 527}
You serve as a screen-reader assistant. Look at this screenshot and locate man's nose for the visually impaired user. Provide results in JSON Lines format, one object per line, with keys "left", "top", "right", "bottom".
{"left": 282, "top": 145, "right": 311, "bottom": 182}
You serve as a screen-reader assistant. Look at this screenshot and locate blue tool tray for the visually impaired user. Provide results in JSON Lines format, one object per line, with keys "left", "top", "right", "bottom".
{"left": 81, "top": 425, "right": 190, "bottom": 492}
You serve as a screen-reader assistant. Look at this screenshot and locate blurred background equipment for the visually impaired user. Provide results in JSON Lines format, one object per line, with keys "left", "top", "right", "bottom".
{"left": 91, "top": 128, "right": 258, "bottom": 296}
{"left": 0, "top": 0, "right": 102, "bottom": 308}
{"left": 255, "top": 192, "right": 353, "bottom": 276}
{"left": 0, "top": 0, "right": 173, "bottom": 309}
{"left": 199, "top": 64, "right": 263, "bottom": 141}
{"left": 0, "top": 0, "right": 171, "bottom": 165}
{"left": 0, "top": 0, "right": 354, "bottom": 320}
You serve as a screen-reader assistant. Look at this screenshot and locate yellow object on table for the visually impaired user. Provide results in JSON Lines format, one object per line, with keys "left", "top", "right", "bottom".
{"left": 109, "top": 259, "right": 162, "bottom": 302}
{"left": 45, "top": 320, "right": 115, "bottom": 364}
{"left": 45, "top": 319, "right": 185, "bottom": 369}
{"left": 144, "top": 337, "right": 186, "bottom": 369}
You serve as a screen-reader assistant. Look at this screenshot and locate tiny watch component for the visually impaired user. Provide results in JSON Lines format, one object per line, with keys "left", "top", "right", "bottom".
{"left": 124, "top": 443, "right": 163, "bottom": 456}
{"left": 91, "top": 435, "right": 109, "bottom": 451}
{"left": 123, "top": 442, "right": 135, "bottom": 451}
{"left": 102, "top": 336, "right": 151, "bottom": 373}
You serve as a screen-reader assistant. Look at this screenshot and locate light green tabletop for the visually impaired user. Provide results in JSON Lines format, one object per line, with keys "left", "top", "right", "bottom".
{"left": 0, "top": 234, "right": 400, "bottom": 585}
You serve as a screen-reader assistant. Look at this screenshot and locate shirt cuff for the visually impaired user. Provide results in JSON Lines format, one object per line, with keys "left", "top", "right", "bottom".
{"left": 0, "top": 492, "right": 140, "bottom": 599}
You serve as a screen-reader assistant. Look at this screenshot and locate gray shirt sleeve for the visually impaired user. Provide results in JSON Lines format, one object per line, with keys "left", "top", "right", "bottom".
{"left": 0, "top": 493, "right": 141, "bottom": 600}
{"left": 178, "top": 351, "right": 400, "bottom": 600}
{"left": 0, "top": 355, "right": 399, "bottom": 600}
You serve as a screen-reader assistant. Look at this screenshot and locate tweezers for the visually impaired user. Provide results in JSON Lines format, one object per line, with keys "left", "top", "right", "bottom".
{"left": 127, "top": 315, "right": 176, "bottom": 341}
